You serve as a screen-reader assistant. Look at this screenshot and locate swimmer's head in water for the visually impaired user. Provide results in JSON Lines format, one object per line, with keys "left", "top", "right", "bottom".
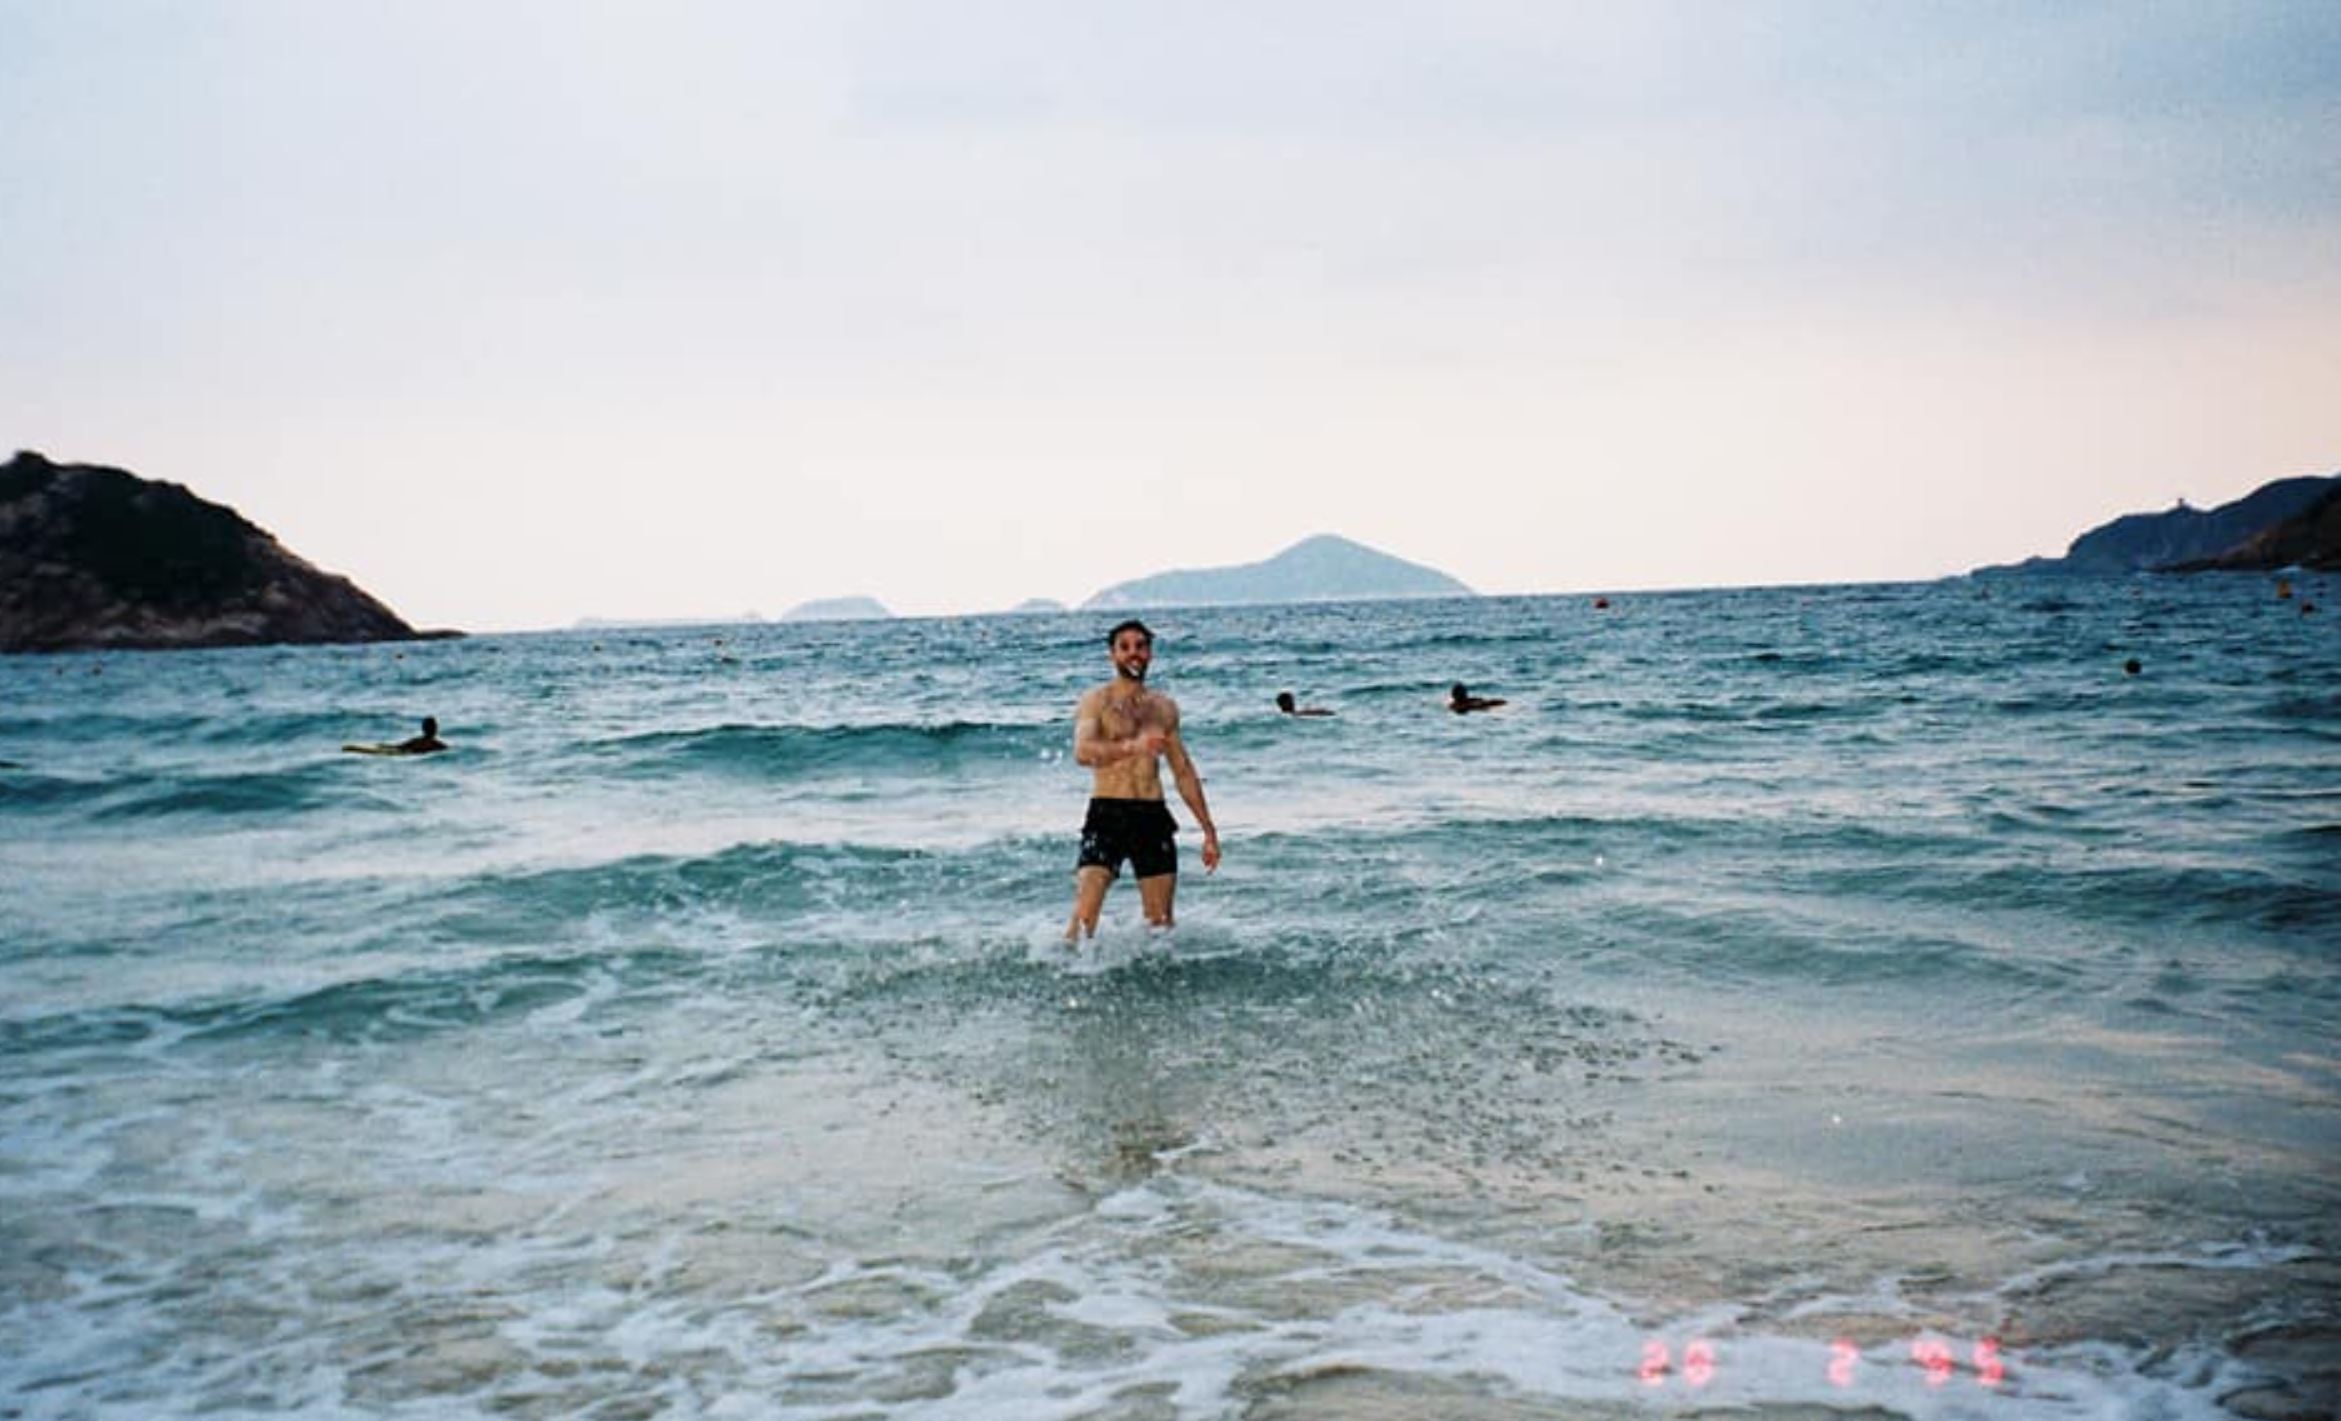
{"left": 1107, "top": 620, "right": 1153, "bottom": 682}
{"left": 1450, "top": 683, "right": 1468, "bottom": 702}
{"left": 1276, "top": 692, "right": 1296, "bottom": 713}
{"left": 422, "top": 716, "right": 438, "bottom": 736}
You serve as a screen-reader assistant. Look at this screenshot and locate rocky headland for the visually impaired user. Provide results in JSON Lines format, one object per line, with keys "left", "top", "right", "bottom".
{"left": 0, "top": 451, "right": 451, "bottom": 654}
{"left": 1976, "top": 472, "right": 2339, "bottom": 576}
{"left": 2164, "top": 483, "right": 2341, "bottom": 573}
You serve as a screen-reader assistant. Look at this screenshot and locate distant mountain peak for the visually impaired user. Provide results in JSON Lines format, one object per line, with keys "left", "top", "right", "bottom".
{"left": 783, "top": 595, "right": 892, "bottom": 621}
{"left": 1081, "top": 534, "right": 1472, "bottom": 610}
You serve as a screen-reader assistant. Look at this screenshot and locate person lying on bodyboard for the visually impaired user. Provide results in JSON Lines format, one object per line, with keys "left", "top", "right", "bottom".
{"left": 344, "top": 717, "right": 448, "bottom": 755}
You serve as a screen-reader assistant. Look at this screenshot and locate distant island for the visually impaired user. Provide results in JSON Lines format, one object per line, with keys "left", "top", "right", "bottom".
{"left": 1976, "top": 472, "right": 2339, "bottom": 576}
{"left": 1005, "top": 598, "right": 1067, "bottom": 614}
{"left": 1082, "top": 534, "right": 1472, "bottom": 610}
{"left": 1, "top": 451, "right": 453, "bottom": 654}
{"left": 783, "top": 595, "right": 892, "bottom": 621}
{"left": 575, "top": 612, "right": 765, "bottom": 630}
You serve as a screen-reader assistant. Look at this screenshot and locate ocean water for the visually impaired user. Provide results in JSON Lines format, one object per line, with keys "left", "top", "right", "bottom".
{"left": 3, "top": 578, "right": 2337, "bottom": 1420}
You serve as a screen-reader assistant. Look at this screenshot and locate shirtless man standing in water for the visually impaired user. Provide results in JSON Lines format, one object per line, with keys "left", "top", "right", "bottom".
{"left": 1066, "top": 619, "right": 1221, "bottom": 942}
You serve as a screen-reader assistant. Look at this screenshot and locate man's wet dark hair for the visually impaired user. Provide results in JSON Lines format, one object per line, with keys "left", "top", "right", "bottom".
{"left": 1276, "top": 691, "right": 1296, "bottom": 712}
{"left": 1106, "top": 619, "right": 1154, "bottom": 648}
{"left": 421, "top": 716, "right": 438, "bottom": 736}
{"left": 1450, "top": 684, "right": 1468, "bottom": 701}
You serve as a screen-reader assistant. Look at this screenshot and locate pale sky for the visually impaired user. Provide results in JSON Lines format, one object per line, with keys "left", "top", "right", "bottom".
{"left": 4, "top": 1, "right": 2337, "bottom": 630}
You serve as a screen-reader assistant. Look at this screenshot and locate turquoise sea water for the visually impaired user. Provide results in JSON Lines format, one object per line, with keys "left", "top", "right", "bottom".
{"left": 3, "top": 578, "right": 2337, "bottom": 1419}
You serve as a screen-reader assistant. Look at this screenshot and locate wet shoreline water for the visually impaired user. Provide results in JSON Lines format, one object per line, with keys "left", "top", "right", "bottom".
{"left": 4, "top": 578, "right": 2337, "bottom": 1416}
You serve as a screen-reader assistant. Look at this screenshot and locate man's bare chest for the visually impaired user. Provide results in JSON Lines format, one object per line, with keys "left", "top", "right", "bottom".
{"left": 1098, "top": 692, "right": 1159, "bottom": 738}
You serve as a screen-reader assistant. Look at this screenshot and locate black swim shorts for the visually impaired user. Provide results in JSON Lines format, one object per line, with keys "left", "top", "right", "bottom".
{"left": 1076, "top": 797, "right": 1179, "bottom": 880}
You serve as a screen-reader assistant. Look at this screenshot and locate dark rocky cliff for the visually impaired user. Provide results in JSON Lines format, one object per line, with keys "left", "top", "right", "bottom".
{"left": 1, "top": 451, "right": 447, "bottom": 653}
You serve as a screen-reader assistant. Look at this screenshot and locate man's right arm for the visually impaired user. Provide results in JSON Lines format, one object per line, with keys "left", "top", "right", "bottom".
{"left": 1073, "top": 693, "right": 1120, "bottom": 767}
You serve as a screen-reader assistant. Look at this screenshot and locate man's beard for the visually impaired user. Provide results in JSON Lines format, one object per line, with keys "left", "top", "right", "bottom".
{"left": 1117, "top": 662, "right": 1147, "bottom": 683}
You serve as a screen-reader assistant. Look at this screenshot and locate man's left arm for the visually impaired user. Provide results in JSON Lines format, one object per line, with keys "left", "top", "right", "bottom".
{"left": 1162, "top": 702, "right": 1221, "bottom": 872}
